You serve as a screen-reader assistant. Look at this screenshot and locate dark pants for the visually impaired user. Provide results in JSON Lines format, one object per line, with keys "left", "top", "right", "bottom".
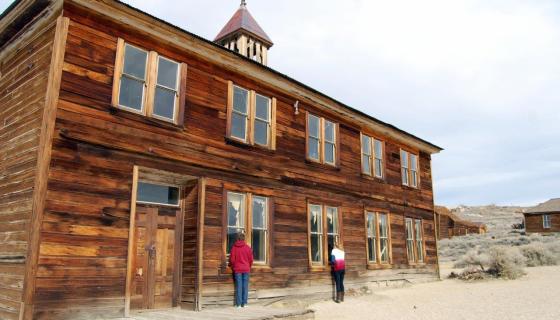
{"left": 234, "top": 272, "right": 249, "bottom": 306}
{"left": 333, "top": 270, "right": 345, "bottom": 292}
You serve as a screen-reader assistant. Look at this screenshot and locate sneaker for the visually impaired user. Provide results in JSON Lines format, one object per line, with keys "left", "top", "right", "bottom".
{"left": 236, "top": 305, "right": 241, "bottom": 309}
{"left": 242, "top": 304, "right": 247, "bottom": 308}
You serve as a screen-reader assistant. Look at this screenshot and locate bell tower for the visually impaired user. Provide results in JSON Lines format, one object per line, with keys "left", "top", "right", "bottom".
{"left": 214, "top": 0, "right": 273, "bottom": 65}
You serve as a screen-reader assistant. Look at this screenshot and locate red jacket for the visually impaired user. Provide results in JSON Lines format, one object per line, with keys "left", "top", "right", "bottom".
{"left": 230, "top": 240, "right": 253, "bottom": 273}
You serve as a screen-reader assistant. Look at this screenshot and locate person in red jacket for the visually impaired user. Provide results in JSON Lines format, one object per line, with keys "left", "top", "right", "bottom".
{"left": 229, "top": 233, "right": 253, "bottom": 308}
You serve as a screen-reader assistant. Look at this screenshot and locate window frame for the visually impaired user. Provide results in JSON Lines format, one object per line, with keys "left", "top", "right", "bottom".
{"left": 543, "top": 214, "right": 551, "bottom": 229}
{"left": 307, "top": 201, "right": 343, "bottom": 269}
{"left": 305, "top": 112, "right": 340, "bottom": 167}
{"left": 400, "top": 149, "right": 420, "bottom": 188}
{"left": 226, "top": 81, "right": 277, "bottom": 150}
{"left": 223, "top": 190, "right": 272, "bottom": 267}
{"left": 360, "top": 133, "right": 385, "bottom": 179}
{"left": 112, "top": 38, "right": 187, "bottom": 126}
{"left": 405, "top": 217, "right": 426, "bottom": 264}
{"left": 364, "top": 210, "right": 392, "bottom": 267}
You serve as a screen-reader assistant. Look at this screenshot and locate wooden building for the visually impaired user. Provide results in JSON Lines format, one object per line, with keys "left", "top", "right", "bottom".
{"left": 0, "top": 0, "right": 443, "bottom": 319}
{"left": 434, "top": 206, "right": 486, "bottom": 239}
{"left": 523, "top": 199, "right": 560, "bottom": 234}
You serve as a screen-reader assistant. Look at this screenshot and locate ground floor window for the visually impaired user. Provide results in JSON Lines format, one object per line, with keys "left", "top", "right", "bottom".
{"left": 405, "top": 218, "right": 424, "bottom": 263}
{"left": 308, "top": 202, "right": 341, "bottom": 267}
{"left": 543, "top": 214, "right": 551, "bottom": 229}
{"left": 366, "top": 211, "right": 391, "bottom": 265}
{"left": 226, "top": 191, "right": 270, "bottom": 264}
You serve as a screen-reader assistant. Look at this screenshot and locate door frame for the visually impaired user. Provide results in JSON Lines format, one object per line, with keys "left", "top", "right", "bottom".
{"left": 124, "top": 166, "right": 197, "bottom": 316}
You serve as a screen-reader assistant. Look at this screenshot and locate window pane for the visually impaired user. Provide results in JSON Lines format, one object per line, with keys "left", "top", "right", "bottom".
{"left": 119, "top": 76, "right": 144, "bottom": 110}
{"left": 252, "top": 229, "right": 266, "bottom": 262}
{"left": 308, "top": 137, "right": 319, "bottom": 160}
{"left": 402, "top": 168, "right": 409, "bottom": 185}
{"left": 374, "top": 139, "right": 383, "bottom": 159}
{"left": 233, "top": 87, "right": 248, "bottom": 113}
{"left": 123, "top": 44, "right": 147, "bottom": 79}
{"left": 252, "top": 196, "right": 267, "bottom": 229}
{"left": 311, "top": 234, "right": 322, "bottom": 263}
{"left": 227, "top": 227, "right": 240, "bottom": 255}
{"left": 401, "top": 150, "right": 408, "bottom": 168}
{"left": 254, "top": 120, "right": 269, "bottom": 145}
{"left": 157, "top": 57, "right": 178, "bottom": 89}
{"left": 328, "top": 234, "right": 336, "bottom": 249}
{"left": 362, "top": 155, "right": 371, "bottom": 174}
{"left": 410, "top": 154, "right": 418, "bottom": 170}
{"left": 361, "top": 135, "right": 371, "bottom": 155}
{"left": 324, "top": 142, "right": 335, "bottom": 164}
{"left": 367, "top": 212, "right": 377, "bottom": 263}
{"left": 227, "top": 193, "right": 245, "bottom": 228}
{"left": 231, "top": 113, "right": 247, "bottom": 140}
{"left": 375, "top": 159, "right": 383, "bottom": 178}
{"left": 411, "top": 171, "right": 418, "bottom": 187}
{"left": 137, "top": 182, "right": 179, "bottom": 205}
{"left": 379, "top": 214, "right": 388, "bottom": 237}
{"left": 380, "top": 239, "right": 389, "bottom": 262}
{"left": 153, "top": 87, "right": 176, "bottom": 120}
{"left": 255, "top": 95, "right": 270, "bottom": 120}
{"left": 308, "top": 114, "right": 320, "bottom": 138}
{"left": 368, "top": 237, "right": 377, "bottom": 262}
{"left": 310, "top": 205, "right": 322, "bottom": 233}
{"left": 324, "top": 120, "right": 335, "bottom": 142}
{"left": 326, "top": 207, "right": 338, "bottom": 234}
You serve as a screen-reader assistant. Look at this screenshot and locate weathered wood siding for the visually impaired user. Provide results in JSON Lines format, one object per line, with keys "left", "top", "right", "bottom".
{"left": 0, "top": 20, "right": 56, "bottom": 320}
{"left": 525, "top": 213, "right": 560, "bottom": 234}
{"left": 26, "top": 2, "right": 438, "bottom": 317}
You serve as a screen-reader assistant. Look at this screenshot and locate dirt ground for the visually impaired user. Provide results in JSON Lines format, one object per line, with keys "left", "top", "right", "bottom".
{"left": 311, "top": 266, "right": 560, "bottom": 320}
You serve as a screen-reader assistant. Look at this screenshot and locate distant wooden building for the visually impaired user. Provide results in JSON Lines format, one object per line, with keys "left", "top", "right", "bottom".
{"left": 0, "top": 0, "right": 443, "bottom": 319}
{"left": 434, "top": 206, "right": 486, "bottom": 239}
{"left": 524, "top": 199, "right": 560, "bottom": 234}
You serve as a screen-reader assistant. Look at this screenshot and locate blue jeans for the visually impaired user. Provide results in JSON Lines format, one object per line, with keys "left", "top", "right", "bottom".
{"left": 333, "top": 270, "right": 345, "bottom": 292}
{"left": 234, "top": 272, "right": 249, "bottom": 306}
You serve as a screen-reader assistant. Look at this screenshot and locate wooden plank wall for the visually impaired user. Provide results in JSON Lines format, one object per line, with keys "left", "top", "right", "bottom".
{"left": 182, "top": 183, "right": 198, "bottom": 305}
{"left": 26, "top": 3, "right": 437, "bottom": 317}
{"left": 525, "top": 213, "right": 560, "bottom": 234}
{"left": 0, "top": 21, "right": 56, "bottom": 320}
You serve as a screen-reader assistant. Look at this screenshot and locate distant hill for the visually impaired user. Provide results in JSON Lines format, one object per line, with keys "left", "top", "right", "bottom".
{"left": 448, "top": 205, "right": 526, "bottom": 234}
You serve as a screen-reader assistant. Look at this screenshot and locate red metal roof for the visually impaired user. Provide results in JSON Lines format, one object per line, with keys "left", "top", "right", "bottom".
{"left": 214, "top": 1, "right": 273, "bottom": 46}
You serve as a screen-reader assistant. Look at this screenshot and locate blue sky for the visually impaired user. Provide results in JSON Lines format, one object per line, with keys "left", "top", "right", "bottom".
{"left": 2, "top": 0, "right": 559, "bottom": 207}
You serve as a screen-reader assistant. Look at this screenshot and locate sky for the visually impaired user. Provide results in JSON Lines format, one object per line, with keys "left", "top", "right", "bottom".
{"left": 1, "top": 0, "right": 559, "bottom": 207}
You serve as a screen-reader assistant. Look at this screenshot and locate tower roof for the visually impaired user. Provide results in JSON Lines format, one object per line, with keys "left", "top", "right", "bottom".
{"left": 214, "top": 1, "right": 273, "bottom": 47}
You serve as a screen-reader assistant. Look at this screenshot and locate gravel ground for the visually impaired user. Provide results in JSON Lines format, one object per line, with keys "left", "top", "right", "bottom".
{"left": 311, "top": 266, "right": 560, "bottom": 320}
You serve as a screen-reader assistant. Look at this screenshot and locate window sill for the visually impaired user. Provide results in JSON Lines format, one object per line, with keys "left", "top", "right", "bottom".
{"left": 110, "top": 105, "right": 184, "bottom": 131}
{"left": 304, "top": 159, "right": 340, "bottom": 171}
{"left": 309, "top": 265, "right": 329, "bottom": 272}
{"left": 401, "top": 184, "right": 420, "bottom": 191}
{"left": 224, "top": 136, "right": 275, "bottom": 153}
{"left": 366, "top": 263, "right": 393, "bottom": 270}
{"left": 361, "top": 173, "right": 386, "bottom": 183}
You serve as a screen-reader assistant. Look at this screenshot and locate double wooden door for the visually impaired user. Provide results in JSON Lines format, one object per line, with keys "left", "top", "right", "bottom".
{"left": 131, "top": 204, "right": 183, "bottom": 310}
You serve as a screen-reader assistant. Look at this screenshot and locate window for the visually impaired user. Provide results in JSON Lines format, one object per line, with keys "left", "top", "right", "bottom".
{"left": 137, "top": 182, "right": 180, "bottom": 206}
{"left": 361, "top": 134, "right": 384, "bottom": 178}
{"left": 401, "top": 150, "right": 419, "bottom": 188}
{"left": 543, "top": 215, "right": 551, "bottom": 229}
{"left": 308, "top": 203, "right": 341, "bottom": 267}
{"left": 227, "top": 81, "right": 277, "bottom": 149}
{"left": 306, "top": 113, "right": 338, "bottom": 166}
{"left": 366, "top": 211, "right": 391, "bottom": 265}
{"left": 226, "top": 191, "right": 270, "bottom": 264}
{"left": 405, "top": 218, "right": 425, "bottom": 263}
{"left": 112, "top": 39, "right": 185, "bottom": 124}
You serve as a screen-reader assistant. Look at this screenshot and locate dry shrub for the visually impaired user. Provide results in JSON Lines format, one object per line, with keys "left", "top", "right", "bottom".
{"left": 454, "top": 247, "right": 489, "bottom": 270}
{"left": 485, "top": 246, "right": 526, "bottom": 279}
{"left": 520, "top": 243, "right": 559, "bottom": 267}
{"left": 449, "top": 267, "right": 488, "bottom": 281}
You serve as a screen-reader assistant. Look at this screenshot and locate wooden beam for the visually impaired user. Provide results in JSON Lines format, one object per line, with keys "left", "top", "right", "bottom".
{"left": 195, "top": 178, "right": 206, "bottom": 311}
{"left": 124, "top": 165, "right": 139, "bottom": 317}
{"left": 21, "top": 14, "right": 68, "bottom": 320}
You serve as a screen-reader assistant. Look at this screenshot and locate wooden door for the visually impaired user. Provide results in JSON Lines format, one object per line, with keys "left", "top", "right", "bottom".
{"left": 131, "top": 204, "right": 183, "bottom": 310}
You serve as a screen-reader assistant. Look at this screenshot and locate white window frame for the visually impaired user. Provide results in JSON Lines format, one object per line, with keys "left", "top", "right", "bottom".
{"left": 543, "top": 214, "right": 551, "bottom": 229}
{"left": 151, "top": 55, "right": 181, "bottom": 123}
{"left": 401, "top": 149, "right": 419, "bottom": 188}
{"left": 118, "top": 43, "right": 148, "bottom": 115}
{"left": 306, "top": 113, "right": 338, "bottom": 166}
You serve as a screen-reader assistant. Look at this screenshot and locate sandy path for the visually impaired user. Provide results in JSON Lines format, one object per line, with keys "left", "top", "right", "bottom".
{"left": 311, "top": 266, "right": 560, "bottom": 320}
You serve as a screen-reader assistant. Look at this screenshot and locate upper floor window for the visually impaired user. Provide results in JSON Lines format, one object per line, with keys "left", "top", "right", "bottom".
{"left": 308, "top": 203, "right": 341, "bottom": 267}
{"left": 400, "top": 150, "right": 419, "bottom": 188}
{"left": 226, "top": 191, "right": 270, "bottom": 264}
{"left": 365, "top": 211, "right": 391, "bottom": 265}
{"left": 361, "top": 134, "right": 384, "bottom": 178}
{"left": 227, "top": 81, "right": 277, "bottom": 149}
{"left": 112, "top": 39, "right": 186, "bottom": 125}
{"left": 405, "top": 218, "right": 424, "bottom": 263}
{"left": 543, "top": 214, "right": 551, "bottom": 229}
{"left": 306, "top": 113, "right": 338, "bottom": 166}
